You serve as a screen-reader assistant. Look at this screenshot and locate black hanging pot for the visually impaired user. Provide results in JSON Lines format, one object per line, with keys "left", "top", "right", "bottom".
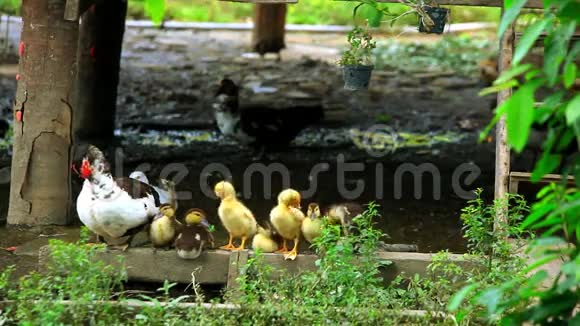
{"left": 418, "top": 6, "right": 450, "bottom": 34}
{"left": 342, "top": 65, "right": 373, "bottom": 90}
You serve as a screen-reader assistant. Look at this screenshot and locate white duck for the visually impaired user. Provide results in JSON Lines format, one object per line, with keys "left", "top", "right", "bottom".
{"left": 76, "top": 145, "right": 161, "bottom": 249}
{"left": 129, "top": 171, "right": 178, "bottom": 210}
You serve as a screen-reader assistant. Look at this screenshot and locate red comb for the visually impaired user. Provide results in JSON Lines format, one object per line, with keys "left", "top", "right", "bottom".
{"left": 80, "top": 159, "right": 92, "bottom": 179}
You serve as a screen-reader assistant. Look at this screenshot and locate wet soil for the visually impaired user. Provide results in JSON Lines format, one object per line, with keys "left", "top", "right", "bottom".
{"left": 0, "top": 27, "right": 541, "bottom": 274}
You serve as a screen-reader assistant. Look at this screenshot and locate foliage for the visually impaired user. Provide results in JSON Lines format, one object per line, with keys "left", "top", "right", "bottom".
{"left": 0, "top": 0, "right": 18, "bottom": 15}
{"left": 374, "top": 35, "right": 495, "bottom": 76}
{"left": 143, "top": 0, "right": 165, "bottom": 25}
{"left": 385, "top": 191, "right": 529, "bottom": 324}
{"left": 338, "top": 26, "right": 376, "bottom": 66}
{"left": 0, "top": 230, "right": 128, "bottom": 324}
{"left": 455, "top": 1, "right": 580, "bottom": 324}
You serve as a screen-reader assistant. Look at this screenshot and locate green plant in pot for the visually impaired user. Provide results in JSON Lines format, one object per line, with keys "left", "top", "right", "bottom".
{"left": 398, "top": 0, "right": 450, "bottom": 34}
{"left": 339, "top": 26, "right": 376, "bottom": 90}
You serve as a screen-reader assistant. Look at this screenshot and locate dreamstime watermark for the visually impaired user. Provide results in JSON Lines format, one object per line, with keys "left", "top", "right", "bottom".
{"left": 0, "top": 124, "right": 482, "bottom": 203}
{"left": 100, "top": 148, "right": 481, "bottom": 202}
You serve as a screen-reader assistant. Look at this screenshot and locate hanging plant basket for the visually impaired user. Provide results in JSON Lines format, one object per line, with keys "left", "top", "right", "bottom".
{"left": 418, "top": 6, "right": 450, "bottom": 34}
{"left": 342, "top": 65, "right": 373, "bottom": 90}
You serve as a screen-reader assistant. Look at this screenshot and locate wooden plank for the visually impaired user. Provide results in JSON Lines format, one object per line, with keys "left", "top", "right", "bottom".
{"left": 510, "top": 171, "right": 575, "bottom": 182}
{"left": 226, "top": 250, "right": 249, "bottom": 295}
{"left": 494, "top": 6, "right": 515, "bottom": 229}
{"left": 516, "top": 33, "right": 580, "bottom": 49}
{"left": 374, "top": 0, "right": 542, "bottom": 9}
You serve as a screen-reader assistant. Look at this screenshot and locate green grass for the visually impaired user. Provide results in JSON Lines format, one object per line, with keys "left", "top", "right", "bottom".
{"left": 0, "top": 0, "right": 500, "bottom": 25}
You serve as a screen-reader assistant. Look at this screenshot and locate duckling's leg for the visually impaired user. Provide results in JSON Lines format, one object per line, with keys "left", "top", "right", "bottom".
{"left": 275, "top": 239, "right": 289, "bottom": 253}
{"left": 233, "top": 236, "right": 248, "bottom": 250}
{"left": 220, "top": 233, "right": 236, "bottom": 250}
{"left": 108, "top": 243, "right": 130, "bottom": 251}
{"left": 284, "top": 238, "right": 299, "bottom": 261}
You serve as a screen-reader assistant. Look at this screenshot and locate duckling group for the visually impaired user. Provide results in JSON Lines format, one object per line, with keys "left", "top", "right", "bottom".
{"left": 75, "top": 145, "right": 361, "bottom": 261}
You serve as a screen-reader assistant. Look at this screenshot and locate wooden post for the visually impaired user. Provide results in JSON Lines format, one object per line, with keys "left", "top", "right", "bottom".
{"left": 226, "top": 250, "right": 249, "bottom": 299}
{"left": 494, "top": 8, "right": 515, "bottom": 229}
{"left": 74, "top": 0, "right": 126, "bottom": 147}
{"left": 7, "top": 0, "right": 78, "bottom": 225}
{"left": 252, "top": 4, "right": 286, "bottom": 58}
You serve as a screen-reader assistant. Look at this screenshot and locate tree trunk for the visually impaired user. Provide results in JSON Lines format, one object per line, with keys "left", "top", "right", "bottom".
{"left": 74, "top": 0, "right": 127, "bottom": 146}
{"left": 252, "top": 4, "right": 286, "bottom": 56}
{"left": 7, "top": 0, "right": 79, "bottom": 225}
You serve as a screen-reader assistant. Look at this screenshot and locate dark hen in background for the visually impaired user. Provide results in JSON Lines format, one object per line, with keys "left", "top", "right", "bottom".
{"left": 213, "top": 78, "right": 323, "bottom": 156}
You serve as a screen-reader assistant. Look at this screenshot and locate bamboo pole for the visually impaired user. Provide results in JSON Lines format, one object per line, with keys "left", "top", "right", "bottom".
{"left": 494, "top": 8, "right": 515, "bottom": 230}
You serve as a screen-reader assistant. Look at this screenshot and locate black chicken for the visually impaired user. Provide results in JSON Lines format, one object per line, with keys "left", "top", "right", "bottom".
{"left": 213, "top": 78, "right": 323, "bottom": 157}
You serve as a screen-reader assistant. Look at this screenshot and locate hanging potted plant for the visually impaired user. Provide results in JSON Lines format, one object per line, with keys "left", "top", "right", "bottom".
{"left": 402, "top": 0, "right": 450, "bottom": 34}
{"left": 338, "top": 26, "right": 376, "bottom": 90}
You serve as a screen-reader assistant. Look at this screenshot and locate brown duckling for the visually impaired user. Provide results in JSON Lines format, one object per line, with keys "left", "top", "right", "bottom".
{"left": 175, "top": 208, "right": 215, "bottom": 260}
{"left": 326, "top": 203, "right": 363, "bottom": 235}
{"left": 301, "top": 202, "right": 323, "bottom": 244}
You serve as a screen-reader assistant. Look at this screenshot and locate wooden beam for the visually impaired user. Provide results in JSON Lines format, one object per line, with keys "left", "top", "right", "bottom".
{"left": 494, "top": 7, "right": 515, "bottom": 229}
{"left": 220, "top": 0, "right": 298, "bottom": 3}
{"left": 508, "top": 172, "right": 576, "bottom": 194}
{"left": 374, "top": 0, "right": 543, "bottom": 9}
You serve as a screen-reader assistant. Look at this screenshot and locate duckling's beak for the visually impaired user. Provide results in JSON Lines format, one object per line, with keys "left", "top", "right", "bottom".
{"left": 309, "top": 213, "right": 317, "bottom": 220}
{"left": 200, "top": 219, "right": 211, "bottom": 229}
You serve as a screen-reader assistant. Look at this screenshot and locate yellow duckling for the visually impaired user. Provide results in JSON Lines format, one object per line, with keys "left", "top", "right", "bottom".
{"left": 270, "top": 188, "right": 304, "bottom": 260}
{"left": 301, "top": 202, "right": 323, "bottom": 244}
{"left": 150, "top": 204, "right": 181, "bottom": 248}
{"left": 252, "top": 223, "right": 280, "bottom": 253}
{"left": 175, "top": 208, "right": 215, "bottom": 260}
{"left": 215, "top": 181, "right": 257, "bottom": 250}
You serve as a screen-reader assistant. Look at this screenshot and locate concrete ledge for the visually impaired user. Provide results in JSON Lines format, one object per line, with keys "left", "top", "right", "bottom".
{"left": 0, "top": 300, "right": 450, "bottom": 322}
{"left": 38, "top": 246, "right": 476, "bottom": 285}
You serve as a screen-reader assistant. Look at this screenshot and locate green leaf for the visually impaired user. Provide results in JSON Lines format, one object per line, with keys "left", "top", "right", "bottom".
{"left": 145, "top": 0, "right": 165, "bottom": 26}
{"left": 448, "top": 283, "right": 479, "bottom": 312}
{"left": 363, "top": 5, "right": 384, "bottom": 28}
{"left": 565, "top": 95, "right": 580, "bottom": 126}
{"left": 563, "top": 63, "right": 577, "bottom": 88}
{"left": 532, "top": 216, "right": 562, "bottom": 229}
{"left": 479, "top": 100, "right": 508, "bottom": 141}
{"left": 479, "top": 80, "right": 519, "bottom": 96}
{"left": 513, "top": 19, "right": 550, "bottom": 65}
{"left": 520, "top": 202, "right": 555, "bottom": 229}
{"left": 544, "top": 21, "right": 576, "bottom": 86}
{"left": 506, "top": 84, "right": 536, "bottom": 152}
{"left": 531, "top": 153, "right": 562, "bottom": 181}
{"left": 523, "top": 254, "right": 560, "bottom": 274}
{"left": 493, "top": 64, "right": 532, "bottom": 85}
{"left": 498, "top": 0, "right": 526, "bottom": 38}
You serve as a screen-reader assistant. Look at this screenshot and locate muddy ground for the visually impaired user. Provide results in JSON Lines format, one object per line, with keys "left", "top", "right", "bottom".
{"left": 0, "top": 27, "right": 542, "bottom": 274}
